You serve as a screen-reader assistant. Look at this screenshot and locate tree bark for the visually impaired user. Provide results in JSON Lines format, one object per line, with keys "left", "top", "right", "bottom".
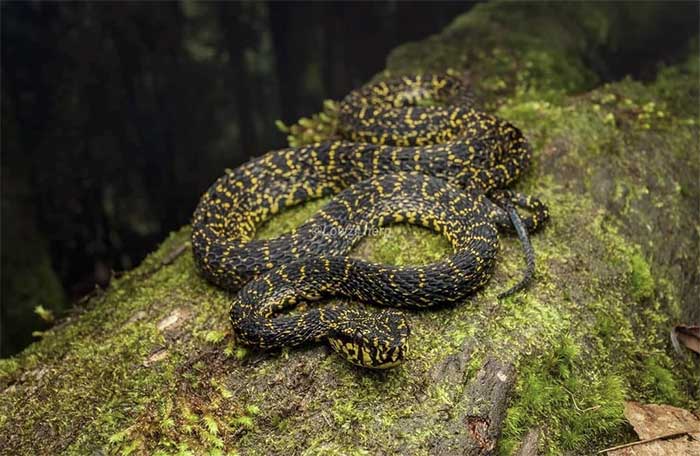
{"left": 219, "top": 2, "right": 260, "bottom": 157}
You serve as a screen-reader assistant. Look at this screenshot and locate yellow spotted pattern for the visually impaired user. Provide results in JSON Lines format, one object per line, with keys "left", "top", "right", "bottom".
{"left": 191, "top": 74, "right": 549, "bottom": 368}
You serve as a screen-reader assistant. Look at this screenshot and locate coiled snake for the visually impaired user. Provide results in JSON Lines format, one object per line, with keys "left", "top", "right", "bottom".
{"left": 192, "top": 74, "right": 548, "bottom": 368}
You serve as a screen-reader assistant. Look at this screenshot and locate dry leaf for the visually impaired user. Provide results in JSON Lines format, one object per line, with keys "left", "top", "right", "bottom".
{"left": 672, "top": 325, "right": 700, "bottom": 354}
{"left": 601, "top": 402, "right": 700, "bottom": 455}
{"left": 157, "top": 307, "right": 190, "bottom": 332}
{"left": 143, "top": 348, "right": 169, "bottom": 367}
{"left": 625, "top": 402, "right": 700, "bottom": 439}
{"left": 607, "top": 435, "right": 700, "bottom": 455}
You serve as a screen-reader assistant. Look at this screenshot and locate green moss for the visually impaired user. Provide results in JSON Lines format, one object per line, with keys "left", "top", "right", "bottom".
{"left": 0, "top": 358, "right": 20, "bottom": 378}
{"left": 385, "top": 2, "right": 610, "bottom": 104}
{"left": 628, "top": 252, "right": 654, "bottom": 301}
{"left": 355, "top": 224, "right": 450, "bottom": 266}
{"left": 245, "top": 405, "right": 260, "bottom": 416}
{"left": 500, "top": 337, "right": 626, "bottom": 455}
{"left": 275, "top": 100, "right": 340, "bottom": 148}
{"left": 204, "top": 330, "right": 227, "bottom": 344}
{"left": 652, "top": 38, "right": 700, "bottom": 116}
{"left": 234, "top": 347, "right": 248, "bottom": 361}
{"left": 256, "top": 198, "right": 330, "bottom": 239}
{"left": 231, "top": 415, "right": 254, "bottom": 430}
{"left": 637, "top": 355, "right": 684, "bottom": 406}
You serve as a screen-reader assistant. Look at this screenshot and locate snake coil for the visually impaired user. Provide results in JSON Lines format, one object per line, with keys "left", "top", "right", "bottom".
{"left": 192, "top": 74, "right": 548, "bottom": 368}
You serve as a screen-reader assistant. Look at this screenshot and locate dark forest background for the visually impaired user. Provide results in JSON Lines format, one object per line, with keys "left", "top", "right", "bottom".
{"left": 1, "top": 1, "right": 477, "bottom": 356}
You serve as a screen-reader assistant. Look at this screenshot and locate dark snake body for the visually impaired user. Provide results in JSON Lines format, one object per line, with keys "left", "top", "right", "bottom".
{"left": 191, "top": 74, "right": 548, "bottom": 368}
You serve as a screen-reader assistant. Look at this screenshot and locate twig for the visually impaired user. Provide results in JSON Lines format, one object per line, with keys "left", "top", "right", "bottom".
{"left": 321, "top": 411, "right": 332, "bottom": 427}
{"left": 131, "top": 241, "right": 190, "bottom": 280}
{"left": 561, "top": 385, "right": 599, "bottom": 413}
{"left": 580, "top": 405, "right": 601, "bottom": 413}
{"left": 597, "top": 431, "right": 695, "bottom": 453}
{"left": 162, "top": 242, "right": 190, "bottom": 265}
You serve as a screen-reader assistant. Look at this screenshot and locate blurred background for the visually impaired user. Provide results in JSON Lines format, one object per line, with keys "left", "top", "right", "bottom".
{"left": 1, "top": 1, "right": 476, "bottom": 356}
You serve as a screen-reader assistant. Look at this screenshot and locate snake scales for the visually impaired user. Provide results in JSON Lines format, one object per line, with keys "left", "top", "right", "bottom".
{"left": 191, "top": 74, "right": 548, "bottom": 368}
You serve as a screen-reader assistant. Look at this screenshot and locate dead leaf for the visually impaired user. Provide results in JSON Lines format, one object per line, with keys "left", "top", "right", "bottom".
{"left": 157, "top": 307, "right": 190, "bottom": 332}
{"left": 625, "top": 402, "right": 700, "bottom": 439}
{"left": 143, "top": 349, "right": 169, "bottom": 367}
{"left": 671, "top": 325, "right": 700, "bottom": 354}
{"left": 126, "top": 310, "right": 147, "bottom": 324}
{"left": 600, "top": 402, "right": 700, "bottom": 455}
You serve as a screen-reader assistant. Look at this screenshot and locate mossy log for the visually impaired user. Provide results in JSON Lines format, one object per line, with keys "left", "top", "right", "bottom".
{"left": 1, "top": 2, "right": 698, "bottom": 455}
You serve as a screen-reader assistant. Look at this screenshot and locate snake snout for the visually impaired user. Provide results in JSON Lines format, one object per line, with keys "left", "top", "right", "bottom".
{"left": 327, "top": 308, "right": 410, "bottom": 369}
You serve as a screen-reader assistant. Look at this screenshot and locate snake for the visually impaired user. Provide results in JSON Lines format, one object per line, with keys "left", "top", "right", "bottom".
{"left": 191, "top": 74, "right": 549, "bottom": 369}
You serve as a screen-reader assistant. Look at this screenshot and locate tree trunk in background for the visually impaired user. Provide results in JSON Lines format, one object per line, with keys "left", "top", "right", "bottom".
{"left": 268, "top": 1, "right": 298, "bottom": 123}
{"left": 219, "top": 2, "right": 259, "bottom": 157}
{"left": 1, "top": 2, "right": 698, "bottom": 455}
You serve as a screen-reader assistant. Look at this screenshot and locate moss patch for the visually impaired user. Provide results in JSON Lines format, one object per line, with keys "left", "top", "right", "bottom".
{"left": 500, "top": 336, "right": 626, "bottom": 455}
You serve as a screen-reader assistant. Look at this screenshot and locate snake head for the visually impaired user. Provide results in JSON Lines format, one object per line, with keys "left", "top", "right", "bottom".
{"left": 326, "top": 307, "right": 410, "bottom": 369}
